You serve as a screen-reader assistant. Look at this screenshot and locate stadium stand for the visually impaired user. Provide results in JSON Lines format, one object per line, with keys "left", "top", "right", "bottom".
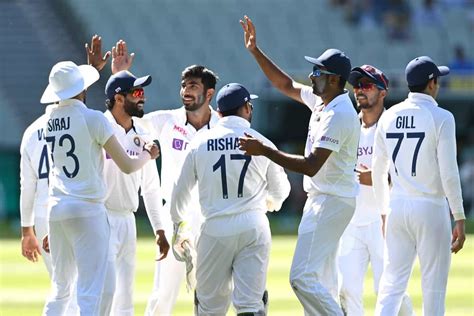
{"left": 0, "top": 0, "right": 472, "bottom": 219}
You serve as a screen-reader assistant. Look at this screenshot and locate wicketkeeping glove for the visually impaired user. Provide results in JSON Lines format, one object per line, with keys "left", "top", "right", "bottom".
{"left": 172, "top": 221, "right": 197, "bottom": 292}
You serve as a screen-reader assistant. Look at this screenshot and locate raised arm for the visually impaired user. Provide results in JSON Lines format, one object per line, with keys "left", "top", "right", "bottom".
{"left": 111, "top": 39, "right": 135, "bottom": 74}
{"left": 85, "top": 34, "right": 111, "bottom": 71}
{"left": 103, "top": 135, "right": 159, "bottom": 174}
{"left": 240, "top": 15, "right": 307, "bottom": 104}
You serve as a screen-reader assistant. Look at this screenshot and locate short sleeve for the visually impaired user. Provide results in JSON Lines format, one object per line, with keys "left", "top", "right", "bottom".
{"left": 87, "top": 111, "right": 115, "bottom": 146}
{"left": 313, "top": 111, "right": 344, "bottom": 152}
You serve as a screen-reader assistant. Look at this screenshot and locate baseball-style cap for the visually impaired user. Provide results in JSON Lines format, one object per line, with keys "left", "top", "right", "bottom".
{"left": 216, "top": 83, "right": 258, "bottom": 112}
{"left": 304, "top": 48, "right": 352, "bottom": 81}
{"left": 405, "top": 56, "right": 449, "bottom": 86}
{"left": 105, "top": 70, "right": 152, "bottom": 100}
{"left": 348, "top": 65, "right": 389, "bottom": 90}
{"left": 41, "top": 61, "right": 99, "bottom": 104}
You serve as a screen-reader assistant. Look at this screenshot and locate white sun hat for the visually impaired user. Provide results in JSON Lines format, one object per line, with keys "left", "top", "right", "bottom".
{"left": 40, "top": 61, "right": 100, "bottom": 104}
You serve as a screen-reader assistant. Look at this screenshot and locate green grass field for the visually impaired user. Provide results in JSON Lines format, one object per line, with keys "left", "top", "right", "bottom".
{"left": 1, "top": 235, "right": 473, "bottom": 315}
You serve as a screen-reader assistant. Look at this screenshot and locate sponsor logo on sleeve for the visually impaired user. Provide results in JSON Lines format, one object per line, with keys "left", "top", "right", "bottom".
{"left": 320, "top": 135, "right": 339, "bottom": 144}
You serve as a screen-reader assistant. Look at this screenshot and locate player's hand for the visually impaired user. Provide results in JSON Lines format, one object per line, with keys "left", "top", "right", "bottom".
{"left": 239, "top": 132, "right": 265, "bottom": 156}
{"left": 266, "top": 196, "right": 283, "bottom": 212}
{"left": 111, "top": 39, "right": 135, "bottom": 74}
{"left": 172, "top": 221, "right": 191, "bottom": 260}
{"left": 451, "top": 219, "right": 466, "bottom": 254}
{"left": 240, "top": 15, "right": 257, "bottom": 53}
{"left": 21, "top": 232, "right": 41, "bottom": 262}
{"left": 85, "top": 34, "right": 111, "bottom": 72}
{"left": 42, "top": 235, "right": 50, "bottom": 254}
{"left": 355, "top": 164, "right": 372, "bottom": 186}
{"left": 155, "top": 230, "right": 170, "bottom": 261}
{"left": 144, "top": 142, "right": 160, "bottom": 159}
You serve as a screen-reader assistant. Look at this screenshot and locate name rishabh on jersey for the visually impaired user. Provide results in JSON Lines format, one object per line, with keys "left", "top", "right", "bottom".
{"left": 171, "top": 116, "right": 290, "bottom": 222}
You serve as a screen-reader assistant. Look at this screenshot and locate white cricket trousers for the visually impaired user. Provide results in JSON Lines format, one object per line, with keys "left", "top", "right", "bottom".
{"left": 290, "top": 193, "right": 355, "bottom": 316}
{"left": 375, "top": 197, "right": 452, "bottom": 316}
{"left": 338, "top": 220, "right": 414, "bottom": 316}
{"left": 196, "top": 211, "right": 271, "bottom": 315}
{"left": 42, "top": 211, "right": 110, "bottom": 316}
{"left": 100, "top": 210, "right": 136, "bottom": 316}
{"left": 35, "top": 217, "right": 79, "bottom": 316}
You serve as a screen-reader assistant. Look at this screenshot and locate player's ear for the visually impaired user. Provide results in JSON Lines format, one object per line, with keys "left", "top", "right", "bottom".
{"left": 206, "top": 88, "right": 215, "bottom": 102}
{"left": 329, "top": 74, "right": 340, "bottom": 86}
{"left": 206, "top": 88, "right": 216, "bottom": 103}
{"left": 114, "top": 93, "right": 124, "bottom": 104}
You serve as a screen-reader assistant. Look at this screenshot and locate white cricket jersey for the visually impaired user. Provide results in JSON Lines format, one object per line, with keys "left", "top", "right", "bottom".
{"left": 300, "top": 86, "right": 360, "bottom": 198}
{"left": 45, "top": 99, "right": 114, "bottom": 221}
{"left": 103, "top": 111, "right": 163, "bottom": 231}
{"left": 142, "top": 107, "right": 220, "bottom": 203}
{"left": 20, "top": 107, "right": 52, "bottom": 226}
{"left": 373, "top": 92, "right": 465, "bottom": 220}
{"left": 352, "top": 123, "right": 381, "bottom": 225}
{"left": 170, "top": 116, "right": 291, "bottom": 222}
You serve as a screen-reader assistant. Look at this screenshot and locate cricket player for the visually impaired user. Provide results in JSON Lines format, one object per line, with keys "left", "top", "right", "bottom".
{"left": 240, "top": 16, "right": 359, "bottom": 315}
{"left": 40, "top": 60, "right": 159, "bottom": 315}
{"left": 373, "top": 56, "right": 466, "bottom": 316}
{"left": 171, "top": 83, "right": 290, "bottom": 315}
{"left": 338, "top": 65, "right": 414, "bottom": 315}
{"left": 142, "top": 64, "right": 220, "bottom": 315}
{"left": 19, "top": 105, "right": 79, "bottom": 315}
{"left": 106, "top": 41, "right": 220, "bottom": 314}
{"left": 98, "top": 70, "right": 170, "bottom": 316}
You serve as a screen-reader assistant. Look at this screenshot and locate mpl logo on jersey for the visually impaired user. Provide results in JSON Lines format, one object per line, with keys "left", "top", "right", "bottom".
{"left": 173, "top": 124, "right": 188, "bottom": 136}
{"left": 172, "top": 138, "right": 188, "bottom": 151}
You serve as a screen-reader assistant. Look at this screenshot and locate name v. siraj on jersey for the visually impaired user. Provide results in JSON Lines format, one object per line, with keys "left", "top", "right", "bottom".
{"left": 47, "top": 117, "right": 70, "bottom": 132}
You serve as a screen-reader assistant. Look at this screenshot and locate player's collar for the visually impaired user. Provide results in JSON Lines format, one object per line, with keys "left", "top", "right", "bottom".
{"left": 323, "top": 90, "right": 350, "bottom": 111}
{"left": 57, "top": 98, "right": 86, "bottom": 108}
{"left": 217, "top": 115, "right": 251, "bottom": 128}
{"left": 104, "top": 110, "right": 137, "bottom": 134}
{"left": 407, "top": 92, "right": 439, "bottom": 107}
{"left": 183, "top": 105, "right": 219, "bottom": 129}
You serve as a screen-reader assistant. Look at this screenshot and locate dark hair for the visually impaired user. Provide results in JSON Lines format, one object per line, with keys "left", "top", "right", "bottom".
{"left": 105, "top": 92, "right": 127, "bottom": 110}
{"left": 105, "top": 98, "right": 115, "bottom": 110}
{"left": 181, "top": 65, "right": 218, "bottom": 91}
{"left": 408, "top": 77, "right": 437, "bottom": 93}
{"left": 218, "top": 107, "right": 240, "bottom": 117}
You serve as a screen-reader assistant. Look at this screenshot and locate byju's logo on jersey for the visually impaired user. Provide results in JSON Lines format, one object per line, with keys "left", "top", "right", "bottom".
{"left": 358, "top": 146, "right": 373, "bottom": 157}
{"left": 172, "top": 138, "right": 188, "bottom": 151}
{"left": 321, "top": 135, "right": 339, "bottom": 145}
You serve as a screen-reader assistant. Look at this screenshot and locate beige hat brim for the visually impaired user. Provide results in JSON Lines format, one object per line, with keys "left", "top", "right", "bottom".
{"left": 40, "top": 65, "right": 99, "bottom": 104}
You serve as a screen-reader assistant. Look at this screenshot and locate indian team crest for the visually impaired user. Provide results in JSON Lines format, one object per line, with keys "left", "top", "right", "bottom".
{"left": 133, "top": 136, "right": 141, "bottom": 147}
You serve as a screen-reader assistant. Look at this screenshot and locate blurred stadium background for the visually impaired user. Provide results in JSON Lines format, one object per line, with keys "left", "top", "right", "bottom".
{"left": 0, "top": 0, "right": 473, "bottom": 233}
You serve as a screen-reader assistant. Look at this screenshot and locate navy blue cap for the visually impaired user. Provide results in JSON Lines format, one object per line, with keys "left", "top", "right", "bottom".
{"left": 216, "top": 83, "right": 258, "bottom": 112}
{"left": 305, "top": 49, "right": 352, "bottom": 81}
{"left": 105, "top": 70, "right": 152, "bottom": 100}
{"left": 348, "top": 65, "right": 389, "bottom": 90}
{"left": 405, "top": 56, "right": 449, "bottom": 86}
